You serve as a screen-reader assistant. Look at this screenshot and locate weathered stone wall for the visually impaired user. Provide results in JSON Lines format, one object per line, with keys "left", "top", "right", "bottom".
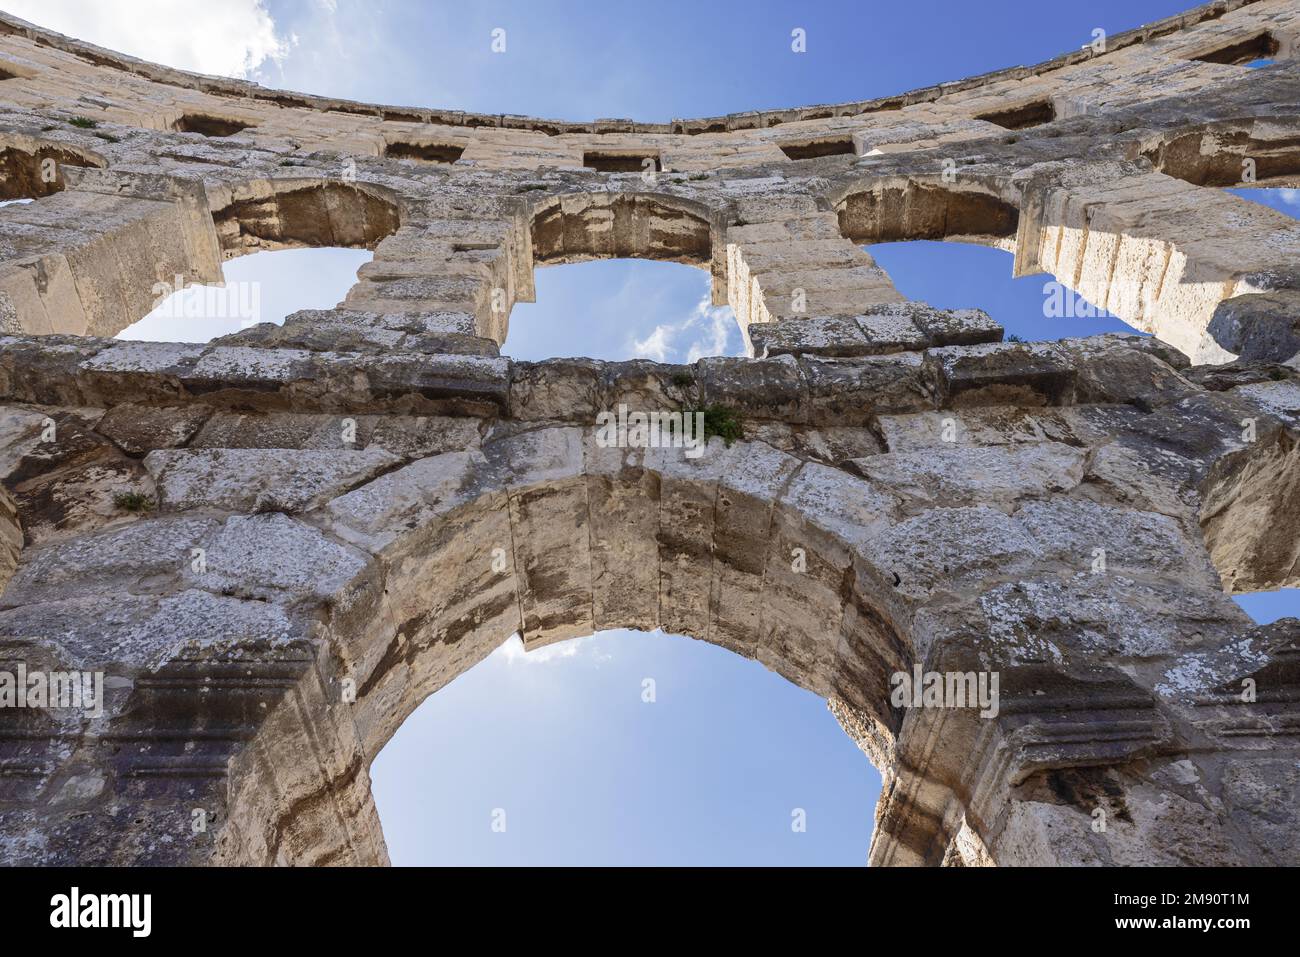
{"left": 0, "top": 0, "right": 1298, "bottom": 866}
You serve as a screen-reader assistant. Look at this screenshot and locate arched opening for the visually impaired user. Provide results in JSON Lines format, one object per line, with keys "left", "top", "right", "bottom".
{"left": 837, "top": 179, "right": 1020, "bottom": 249}
{"left": 835, "top": 178, "right": 1139, "bottom": 342}
{"left": 115, "top": 247, "right": 373, "bottom": 343}
{"left": 318, "top": 438, "right": 913, "bottom": 867}
{"left": 211, "top": 179, "right": 402, "bottom": 259}
{"left": 113, "top": 179, "right": 401, "bottom": 342}
{"left": 1127, "top": 127, "right": 1300, "bottom": 361}
{"left": 1135, "top": 120, "right": 1300, "bottom": 188}
{"left": 503, "top": 192, "right": 735, "bottom": 361}
{"left": 504, "top": 259, "right": 742, "bottom": 363}
{"left": 867, "top": 242, "right": 1140, "bottom": 343}
{"left": 371, "top": 628, "right": 880, "bottom": 865}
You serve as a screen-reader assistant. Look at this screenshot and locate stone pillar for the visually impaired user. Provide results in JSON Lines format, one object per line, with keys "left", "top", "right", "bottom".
{"left": 1015, "top": 164, "right": 1300, "bottom": 363}
{"left": 342, "top": 199, "right": 523, "bottom": 344}
{"left": 725, "top": 196, "right": 904, "bottom": 354}
{"left": 0, "top": 169, "right": 223, "bottom": 337}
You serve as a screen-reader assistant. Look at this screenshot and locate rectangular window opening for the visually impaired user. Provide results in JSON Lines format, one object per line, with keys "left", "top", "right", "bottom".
{"left": 975, "top": 99, "right": 1056, "bottom": 131}
{"left": 779, "top": 138, "right": 857, "bottom": 161}
{"left": 174, "top": 114, "right": 255, "bottom": 137}
{"left": 583, "top": 151, "right": 661, "bottom": 173}
{"left": 384, "top": 141, "right": 466, "bottom": 164}
{"left": 1192, "top": 31, "right": 1279, "bottom": 65}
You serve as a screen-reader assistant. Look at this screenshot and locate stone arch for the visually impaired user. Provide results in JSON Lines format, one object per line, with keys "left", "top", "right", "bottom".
{"left": 830, "top": 166, "right": 1300, "bottom": 364}
{"left": 1011, "top": 163, "right": 1300, "bottom": 362}
{"left": 1, "top": 162, "right": 223, "bottom": 338}
{"left": 1131, "top": 117, "right": 1300, "bottom": 187}
{"left": 364, "top": 189, "right": 732, "bottom": 350}
{"left": 467, "top": 190, "right": 734, "bottom": 358}
{"left": 527, "top": 191, "right": 718, "bottom": 268}
{"left": 4, "top": 352, "right": 1293, "bottom": 867}
{"left": 328, "top": 431, "right": 913, "bottom": 783}
{"left": 210, "top": 177, "right": 403, "bottom": 260}
{"left": 834, "top": 175, "right": 1021, "bottom": 251}
{"left": 1115, "top": 119, "right": 1300, "bottom": 363}
{"left": 521, "top": 190, "right": 728, "bottom": 310}
{"left": 0, "top": 428, "right": 924, "bottom": 866}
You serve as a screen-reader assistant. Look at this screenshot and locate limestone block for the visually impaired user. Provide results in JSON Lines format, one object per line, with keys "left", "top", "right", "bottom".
{"left": 322, "top": 450, "right": 484, "bottom": 556}
{"left": 94, "top": 402, "right": 212, "bottom": 456}
{"left": 145, "top": 447, "right": 400, "bottom": 512}
{"left": 1016, "top": 497, "right": 1220, "bottom": 586}
{"left": 800, "top": 352, "right": 933, "bottom": 424}
{"left": 182, "top": 511, "right": 375, "bottom": 606}
{"left": 926, "top": 341, "right": 1076, "bottom": 407}
{"left": 861, "top": 505, "right": 1042, "bottom": 602}
{"left": 1, "top": 515, "right": 219, "bottom": 608}
{"left": 850, "top": 442, "right": 1086, "bottom": 509}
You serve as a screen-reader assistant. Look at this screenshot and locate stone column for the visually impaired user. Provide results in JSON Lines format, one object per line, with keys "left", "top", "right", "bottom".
{"left": 725, "top": 195, "right": 904, "bottom": 354}
{"left": 0, "top": 168, "right": 223, "bottom": 337}
{"left": 1014, "top": 163, "right": 1300, "bottom": 363}
{"left": 342, "top": 198, "right": 524, "bottom": 344}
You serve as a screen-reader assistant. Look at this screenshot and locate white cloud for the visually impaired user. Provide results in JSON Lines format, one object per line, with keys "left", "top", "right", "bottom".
{"left": 630, "top": 293, "right": 741, "bottom": 364}
{"left": 686, "top": 301, "right": 737, "bottom": 363}
{"left": 491, "top": 633, "right": 615, "bottom": 665}
{"left": 493, "top": 633, "right": 581, "bottom": 665}
{"left": 631, "top": 323, "right": 673, "bottom": 363}
{"left": 3, "top": 0, "right": 293, "bottom": 78}
{"left": 1279, "top": 188, "right": 1299, "bottom": 208}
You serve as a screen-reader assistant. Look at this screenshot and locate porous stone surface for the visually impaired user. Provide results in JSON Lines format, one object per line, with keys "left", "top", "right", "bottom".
{"left": 1, "top": 1, "right": 1299, "bottom": 868}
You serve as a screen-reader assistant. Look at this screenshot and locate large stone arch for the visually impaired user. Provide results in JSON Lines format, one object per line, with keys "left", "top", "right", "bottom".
{"left": 1, "top": 328, "right": 1298, "bottom": 866}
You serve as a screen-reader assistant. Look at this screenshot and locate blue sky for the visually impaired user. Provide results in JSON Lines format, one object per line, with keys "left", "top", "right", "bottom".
{"left": 15, "top": 0, "right": 1299, "bottom": 865}
{"left": 375, "top": 631, "right": 875, "bottom": 866}
{"left": 258, "top": 0, "right": 1203, "bottom": 123}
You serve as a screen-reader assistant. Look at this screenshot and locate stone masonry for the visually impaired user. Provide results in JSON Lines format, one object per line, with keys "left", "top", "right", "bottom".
{"left": 0, "top": 1, "right": 1299, "bottom": 865}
